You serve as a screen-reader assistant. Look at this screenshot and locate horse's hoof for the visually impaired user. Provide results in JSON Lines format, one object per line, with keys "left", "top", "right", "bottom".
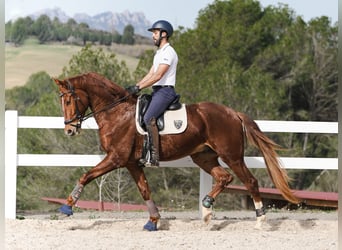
{"left": 143, "top": 220, "right": 158, "bottom": 231}
{"left": 254, "top": 214, "right": 266, "bottom": 230}
{"left": 59, "top": 204, "right": 73, "bottom": 216}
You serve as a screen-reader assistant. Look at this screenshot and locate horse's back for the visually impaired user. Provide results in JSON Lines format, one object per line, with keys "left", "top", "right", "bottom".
{"left": 167, "top": 102, "right": 244, "bottom": 158}
{"left": 183, "top": 101, "right": 243, "bottom": 141}
{"left": 186, "top": 102, "right": 241, "bottom": 126}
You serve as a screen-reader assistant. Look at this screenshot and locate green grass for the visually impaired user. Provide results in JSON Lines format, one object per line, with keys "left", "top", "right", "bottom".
{"left": 5, "top": 38, "right": 82, "bottom": 88}
{"left": 5, "top": 38, "right": 151, "bottom": 89}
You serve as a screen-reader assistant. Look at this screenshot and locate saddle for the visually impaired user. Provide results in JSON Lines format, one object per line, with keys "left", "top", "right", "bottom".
{"left": 136, "top": 94, "right": 187, "bottom": 135}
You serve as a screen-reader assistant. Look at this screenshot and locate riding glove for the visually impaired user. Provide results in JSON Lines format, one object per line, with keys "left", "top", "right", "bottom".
{"left": 126, "top": 85, "right": 140, "bottom": 95}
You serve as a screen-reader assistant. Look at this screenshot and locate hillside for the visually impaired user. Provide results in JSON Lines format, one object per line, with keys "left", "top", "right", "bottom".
{"left": 9, "top": 7, "right": 151, "bottom": 37}
{"left": 5, "top": 38, "right": 153, "bottom": 89}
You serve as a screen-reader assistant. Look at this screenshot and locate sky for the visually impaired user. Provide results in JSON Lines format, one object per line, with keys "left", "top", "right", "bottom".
{"left": 5, "top": 0, "right": 338, "bottom": 28}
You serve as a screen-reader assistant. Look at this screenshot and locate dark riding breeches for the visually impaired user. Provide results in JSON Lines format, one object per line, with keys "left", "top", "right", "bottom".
{"left": 143, "top": 86, "right": 177, "bottom": 125}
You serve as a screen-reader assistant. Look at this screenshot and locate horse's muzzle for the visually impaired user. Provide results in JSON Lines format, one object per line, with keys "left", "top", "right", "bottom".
{"left": 64, "top": 125, "right": 80, "bottom": 136}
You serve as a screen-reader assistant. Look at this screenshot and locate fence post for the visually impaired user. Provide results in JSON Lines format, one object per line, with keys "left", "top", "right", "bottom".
{"left": 199, "top": 169, "right": 212, "bottom": 218}
{"left": 5, "top": 111, "right": 18, "bottom": 219}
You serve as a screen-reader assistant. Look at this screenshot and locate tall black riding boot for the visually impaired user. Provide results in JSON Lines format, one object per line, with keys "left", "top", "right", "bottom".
{"left": 138, "top": 134, "right": 149, "bottom": 167}
{"left": 146, "top": 118, "right": 159, "bottom": 167}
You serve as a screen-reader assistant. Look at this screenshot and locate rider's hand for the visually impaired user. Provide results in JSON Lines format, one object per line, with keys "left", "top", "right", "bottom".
{"left": 126, "top": 85, "right": 141, "bottom": 95}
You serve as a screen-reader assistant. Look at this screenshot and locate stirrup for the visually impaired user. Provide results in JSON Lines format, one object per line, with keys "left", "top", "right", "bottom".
{"left": 138, "top": 151, "right": 159, "bottom": 168}
{"left": 143, "top": 152, "right": 159, "bottom": 167}
{"left": 145, "top": 159, "right": 159, "bottom": 168}
{"left": 138, "top": 158, "right": 147, "bottom": 167}
{"left": 139, "top": 160, "right": 159, "bottom": 168}
{"left": 144, "top": 160, "right": 159, "bottom": 168}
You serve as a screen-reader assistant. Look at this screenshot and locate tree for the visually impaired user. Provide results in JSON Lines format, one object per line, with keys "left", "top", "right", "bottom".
{"left": 121, "top": 24, "right": 135, "bottom": 45}
{"left": 5, "top": 71, "right": 58, "bottom": 116}
{"left": 61, "top": 44, "right": 132, "bottom": 85}
{"left": 74, "top": 22, "right": 90, "bottom": 45}
{"left": 5, "top": 21, "right": 12, "bottom": 42}
{"left": 133, "top": 49, "right": 154, "bottom": 81}
{"left": 5, "top": 14, "right": 134, "bottom": 46}
{"left": 99, "top": 31, "right": 113, "bottom": 46}
{"left": 96, "top": 169, "right": 133, "bottom": 210}
{"left": 292, "top": 17, "right": 337, "bottom": 122}
{"left": 52, "top": 17, "right": 70, "bottom": 41}
{"left": 169, "top": 0, "right": 286, "bottom": 119}
{"left": 112, "top": 31, "right": 122, "bottom": 44}
{"left": 33, "top": 15, "right": 54, "bottom": 44}
{"left": 10, "top": 18, "right": 29, "bottom": 45}
{"left": 66, "top": 18, "right": 78, "bottom": 28}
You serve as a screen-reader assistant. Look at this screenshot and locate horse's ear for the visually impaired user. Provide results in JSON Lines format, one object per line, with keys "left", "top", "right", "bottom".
{"left": 52, "top": 77, "right": 60, "bottom": 85}
{"left": 52, "top": 78, "right": 67, "bottom": 89}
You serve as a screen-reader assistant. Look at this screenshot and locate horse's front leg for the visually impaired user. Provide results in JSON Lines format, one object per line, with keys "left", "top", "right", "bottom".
{"left": 126, "top": 163, "right": 160, "bottom": 231}
{"left": 59, "top": 154, "right": 120, "bottom": 216}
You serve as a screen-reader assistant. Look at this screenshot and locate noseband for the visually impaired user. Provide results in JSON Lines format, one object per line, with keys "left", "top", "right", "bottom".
{"left": 59, "top": 81, "right": 87, "bottom": 129}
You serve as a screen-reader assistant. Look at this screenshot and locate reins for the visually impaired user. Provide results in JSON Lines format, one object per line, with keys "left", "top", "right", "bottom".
{"left": 80, "top": 94, "right": 130, "bottom": 122}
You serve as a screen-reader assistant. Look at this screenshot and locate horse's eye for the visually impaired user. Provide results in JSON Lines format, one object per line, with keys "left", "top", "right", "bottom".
{"left": 65, "top": 97, "right": 72, "bottom": 105}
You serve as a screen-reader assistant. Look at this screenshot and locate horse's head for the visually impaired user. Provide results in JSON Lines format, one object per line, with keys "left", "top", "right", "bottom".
{"left": 53, "top": 77, "right": 89, "bottom": 136}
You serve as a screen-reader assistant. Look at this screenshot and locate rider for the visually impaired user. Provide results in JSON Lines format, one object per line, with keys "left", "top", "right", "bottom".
{"left": 126, "top": 20, "right": 179, "bottom": 167}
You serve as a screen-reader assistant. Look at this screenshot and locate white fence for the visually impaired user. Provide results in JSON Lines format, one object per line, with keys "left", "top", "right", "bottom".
{"left": 5, "top": 110, "right": 338, "bottom": 219}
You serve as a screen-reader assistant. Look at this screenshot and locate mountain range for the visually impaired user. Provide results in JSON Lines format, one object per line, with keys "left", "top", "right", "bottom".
{"left": 20, "top": 7, "right": 152, "bottom": 37}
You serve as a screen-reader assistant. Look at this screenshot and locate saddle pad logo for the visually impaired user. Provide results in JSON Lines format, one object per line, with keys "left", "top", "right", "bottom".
{"left": 174, "top": 120, "right": 183, "bottom": 129}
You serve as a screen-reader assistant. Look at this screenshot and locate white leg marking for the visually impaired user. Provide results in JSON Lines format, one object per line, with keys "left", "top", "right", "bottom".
{"left": 254, "top": 214, "right": 266, "bottom": 230}
{"left": 202, "top": 206, "right": 212, "bottom": 224}
{"left": 253, "top": 200, "right": 266, "bottom": 229}
{"left": 254, "top": 201, "right": 263, "bottom": 210}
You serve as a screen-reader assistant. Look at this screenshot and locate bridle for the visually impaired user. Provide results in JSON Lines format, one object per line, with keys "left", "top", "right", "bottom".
{"left": 59, "top": 81, "right": 87, "bottom": 129}
{"left": 60, "top": 80, "right": 130, "bottom": 129}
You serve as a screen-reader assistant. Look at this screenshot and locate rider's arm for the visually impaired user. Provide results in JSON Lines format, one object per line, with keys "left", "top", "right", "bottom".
{"left": 137, "top": 64, "right": 169, "bottom": 90}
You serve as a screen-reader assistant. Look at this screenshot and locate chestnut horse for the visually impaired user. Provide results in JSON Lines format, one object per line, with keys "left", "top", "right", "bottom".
{"left": 53, "top": 72, "right": 298, "bottom": 231}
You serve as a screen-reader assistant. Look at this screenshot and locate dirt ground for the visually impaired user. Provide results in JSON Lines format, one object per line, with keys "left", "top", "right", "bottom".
{"left": 5, "top": 209, "right": 338, "bottom": 250}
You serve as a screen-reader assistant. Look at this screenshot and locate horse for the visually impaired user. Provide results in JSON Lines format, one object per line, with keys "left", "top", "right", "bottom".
{"left": 53, "top": 72, "right": 299, "bottom": 231}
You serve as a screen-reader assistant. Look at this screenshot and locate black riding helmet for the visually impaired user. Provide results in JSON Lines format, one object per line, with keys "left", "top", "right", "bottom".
{"left": 148, "top": 20, "right": 173, "bottom": 38}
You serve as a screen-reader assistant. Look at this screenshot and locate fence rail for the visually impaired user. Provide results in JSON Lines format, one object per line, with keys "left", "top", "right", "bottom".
{"left": 5, "top": 110, "right": 338, "bottom": 219}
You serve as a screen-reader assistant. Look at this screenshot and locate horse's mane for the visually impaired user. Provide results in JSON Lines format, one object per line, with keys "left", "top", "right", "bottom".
{"left": 87, "top": 72, "right": 122, "bottom": 90}
{"left": 68, "top": 72, "right": 126, "bottom": 99}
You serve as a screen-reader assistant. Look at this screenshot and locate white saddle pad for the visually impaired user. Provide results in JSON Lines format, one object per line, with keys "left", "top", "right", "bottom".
{"left": 136, "top": 102, "right": 187, "bottom": 135}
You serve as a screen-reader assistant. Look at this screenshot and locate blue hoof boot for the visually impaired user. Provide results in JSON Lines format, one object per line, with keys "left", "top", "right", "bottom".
{"left": 59, "top": 204, "right": 73, "bottom": 216}
{"left": 143, "top": 220, "right": 157, "bottom": 231}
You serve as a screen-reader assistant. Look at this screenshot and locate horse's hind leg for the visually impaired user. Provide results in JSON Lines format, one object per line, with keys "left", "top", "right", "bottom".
{"left": 191, "top": 149, "right": 234, "bottom": 224}
{"left": 222, "top": 157, "right": 266, "bottom": 229}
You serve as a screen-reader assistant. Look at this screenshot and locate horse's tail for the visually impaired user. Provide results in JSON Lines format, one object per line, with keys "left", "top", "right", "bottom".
{"left": 237, "top": 112, "right": 300, "bottom": 204}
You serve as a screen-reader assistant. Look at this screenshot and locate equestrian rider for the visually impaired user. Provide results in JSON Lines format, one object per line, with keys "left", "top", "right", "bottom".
{"left": 126, "top": 20, "right": 179, "bottom": 167}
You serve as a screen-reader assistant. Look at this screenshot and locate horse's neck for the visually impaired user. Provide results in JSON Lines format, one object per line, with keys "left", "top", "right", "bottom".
{"left": 85, "top": 88, "right": 136, "bottom": 124}
{"left": 81, "top": 80, "right": 122, "bottom": 109}
{"left": 78, "top": 75, "right": 136, "bottom": 124}
{"left": 92, "top": 101, "right": 136, "bottom": 130}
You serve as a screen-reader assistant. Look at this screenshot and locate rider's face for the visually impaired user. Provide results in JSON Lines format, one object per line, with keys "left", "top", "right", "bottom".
{"left": 152, "top": 29, "right": 161, "bottom": 44}
{"left": 152, "top": 29, "right": 167, "bottom": 46}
